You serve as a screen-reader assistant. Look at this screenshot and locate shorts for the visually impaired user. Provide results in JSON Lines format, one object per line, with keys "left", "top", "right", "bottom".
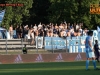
{"left": 86, "top": 48, "right": 95, "bottom": 58}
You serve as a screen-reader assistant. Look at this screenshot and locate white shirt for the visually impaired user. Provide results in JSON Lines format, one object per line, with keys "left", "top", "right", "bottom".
{"left": 83, "top": 31, "right": 87, "bottom": 36}
{"left": 34, "top": 26, "right": 37, "bottom": 31}
{"left": 63, "top": 31, "right": 66, "bottom": 36}
{"left": 79, "top": 29, "right": 82, "bottom": 33}
{"left": 38, "top": 24, "right": 42, "bottom": 28}
{"left": 76, "top": 25, "right": 79, "bottom": 30}
{"left": 24, "top": 25, "right": 28, "bottom": 28}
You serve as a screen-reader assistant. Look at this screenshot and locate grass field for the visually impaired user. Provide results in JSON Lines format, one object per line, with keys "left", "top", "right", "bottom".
{"left": 0, "top": 61, "right": 100, "bottom": 75}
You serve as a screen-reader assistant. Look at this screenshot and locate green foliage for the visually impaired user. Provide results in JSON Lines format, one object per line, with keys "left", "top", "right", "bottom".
{"left": 0, "top": 0, "right": 100, "bottom": 29}
{"left": 29, "top": 0, "right": 50, "bottom": 24}
{"left": 76, "top": 0, "right": 100, "bottom": 29}
{"left": 48, "top": 0, "right": 78, "bottom": 23}
{"left": 0, "top": 0, "right": 33, "bottom": 29}
{"left": 48, "top": 0, "right": 100, "bottom": 29}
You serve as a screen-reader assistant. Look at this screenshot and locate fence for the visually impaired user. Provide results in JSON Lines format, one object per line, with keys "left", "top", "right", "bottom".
{"left": 0, "top": 30, "right": 100, "bottom": 54}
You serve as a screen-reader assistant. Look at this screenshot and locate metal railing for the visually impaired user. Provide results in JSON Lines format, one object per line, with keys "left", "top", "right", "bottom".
{"left": 0, "top": 35, "right": 100, "bottom": 54}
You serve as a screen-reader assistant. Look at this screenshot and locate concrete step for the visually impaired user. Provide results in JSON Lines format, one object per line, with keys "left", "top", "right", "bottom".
{"left": 0, "top": 39, "right": 21, "bottom": 40}
{"left": 0, "top": 39, "right": 39, "bottom": 50}
{"left": 0, "top": 42, "right": 29, "bottom": 45}
{"left": 0, "top": 39, "right": 21, "bottom": 41}
{"left": 0, "top": 39, "right": 30, "bottom": 42}
{"left": 0, "top": 47, "right": 44, "bottom": 50}
{"left": 0, "top": 45, "right": 36, "bottom": 48}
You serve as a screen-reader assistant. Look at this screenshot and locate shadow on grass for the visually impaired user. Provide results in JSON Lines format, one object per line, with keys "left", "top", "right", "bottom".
{"left": 0, "top": 61, "right": 100, "bottom": 75}
{"left": 0, "top": 69, "right": 100, "bottom": 75}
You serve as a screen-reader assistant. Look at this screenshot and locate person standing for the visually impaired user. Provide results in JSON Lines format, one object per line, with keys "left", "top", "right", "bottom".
{"left": 94, "top": 40, "right": 100, "bottom": 62}
{"left": 9, "top": 25, "right": 13, "bottom": 39}
{"left": 16, "top": 25, "right": 19, "bottom": 39}
{"left": 22, "top": 44, "right": 27, "bottom": 54}
{"left": 85, "top": 30, "right": 99, "bottom": 70}
{"left": 2, "top": 26, "right": 6, "bottom": 39}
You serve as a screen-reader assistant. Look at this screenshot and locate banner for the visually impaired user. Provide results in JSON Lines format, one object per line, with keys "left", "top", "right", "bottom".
{"left": 97, "top": 26, "right": 100, "bottom": 33}
{"left": 35, "top": 36, "right": 43, "bottom": 48}
{"left": 97, "top": 26, "right": 100, "bottom": 44}
{"left": 0, "top": 53, "right": 86, "bottom": 64}
{"left": 44, "top": 36, "right": 96, "bottom": 53}
{"left": 45, "top": 37, "right": 82, "bottom": 51}
{"left": 69, "top": 37, "right": 82, "bottom": 53}
{"left": 45, "top": 37, "right": 66, "bottom": 50}
{"left": 93, "top": 30, "right": 98, "bottom": 38}
{"left": 0, "top": 10, "right": 5, "bottom": 24}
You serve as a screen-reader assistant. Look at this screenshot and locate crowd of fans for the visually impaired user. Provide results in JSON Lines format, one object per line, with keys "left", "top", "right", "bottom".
{"left": 1, "top": 22, "right": 88, "bottom": 45}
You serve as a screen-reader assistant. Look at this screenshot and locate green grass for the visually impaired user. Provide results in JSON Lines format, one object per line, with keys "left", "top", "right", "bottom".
{"left": 0, "top": 61, "right": 100, "bottom": 75}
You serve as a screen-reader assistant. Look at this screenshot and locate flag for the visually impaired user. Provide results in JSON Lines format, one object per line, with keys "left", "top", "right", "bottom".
{"left": 0, "top": 10, "right": 5, "bottom": 24}
{"left": 97, "top": 26, "right": 100, "bottom": 41}
{"left": 97, "top": 26, "right": 100, "bottom": 33}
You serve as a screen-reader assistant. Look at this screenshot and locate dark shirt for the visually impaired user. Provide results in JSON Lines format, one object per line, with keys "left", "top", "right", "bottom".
{"left": 53, "top": 29, "right": 57, "bottom": 34}
{"left": 23, "top": 47, "right": 27, "bottom": 51}
{"left": 38, "top": 29, "right": 44, "bottom": 36}
{"left": 24, "top": 29, "right": 28, "bottom": 34}
{"left": 44, "top": 30, "right": 47, "bottom": 37}
{"left": 94, "top": 44, "right": 99, "bottom": 52}
{"left": 16, "top": 28, "right": 19, "bottom": 33}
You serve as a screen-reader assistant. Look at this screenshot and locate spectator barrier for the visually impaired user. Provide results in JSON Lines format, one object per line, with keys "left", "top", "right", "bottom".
{"left": 0, "top": 53, "right": 86, "bottom": 64}
{"left": 0, "top": 30, "right": 100, "bottom": 54}
{"left": 44, "top": 30, "right": 100, "bottom": 53}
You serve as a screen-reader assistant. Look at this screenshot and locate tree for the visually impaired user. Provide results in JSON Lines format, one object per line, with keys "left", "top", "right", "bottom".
{"left": 48, "top": 0, "right": 100, "bottom": 29}
{"left": 0, "top": 0, "right": 100, "bottom": 29}
{"left": 30, "top": 0, "right": 51, "bottom": 24}
{"left": 48, "top": 0, "right": 78, "bottom": 24}
{"left": 0, "top": 0, "right": 33, "bottom": 29}
{"left": 75, "top": 0, "right": 100, "bottom": 29}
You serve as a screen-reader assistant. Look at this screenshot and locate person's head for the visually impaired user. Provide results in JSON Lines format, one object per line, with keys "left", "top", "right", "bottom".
{"left": 10, "top": 25, "right": 12, "bottom": 27}
{"left": 35, "top": 24, "right": 36, "bottom": 26}
{"left": 95, "top": 40, "right": 98, "bottom": 44}
{"left": 87, "top": 30, "right": 93, "bottom": 36}
{"left": 76, "top": 42, "right": 78, "bottom": 44}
